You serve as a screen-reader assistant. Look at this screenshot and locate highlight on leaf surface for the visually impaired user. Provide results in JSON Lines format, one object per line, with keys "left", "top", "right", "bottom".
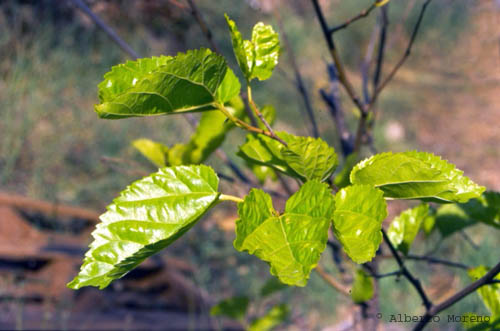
{"left": 225, "top": 14, "right": 280, "bottom": 81}
{"left": 350, "top": 151, "right": 485, "bottom": 203}
{"left": 95, "top": 49, "right": 240, "bottom": 119}
{"left": 387, "top": 203, "right": 429, "bottom": 255}
{"left": 68, "top": 165, "right": 220, "bottom": 290}
{"left": 332, "top": 185, "right": 387, "bottom": 264}
{"left": 234, "top": 181, "right": 334, "bottom": 286}
{"left": 132, "top": 138, "right": 169, "bottom": 168}
{"left": 238, "top": 131, "right": 338, "bottom": 182}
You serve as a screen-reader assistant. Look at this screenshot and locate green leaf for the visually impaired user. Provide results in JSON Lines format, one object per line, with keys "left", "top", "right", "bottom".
{"left": 350, "top": 151, "right": 485, "bottom": 203}
{"left": 68, "top": 165, "right": 220, "bottom": 290}
{"left": 249, "top": 304, "right": 289, "bottom": 331}
{"left": 281, "top": 135, "right": 338, "bottom": 182}
{"left": 334, "top": 153, "right": 358, "bottom": 189}
{"left": 260, "top": 277, "right": 288, "bottom": 297}
{"left": 234, "top": 181, "right": 334, "bottom": 286}
{"left": 98, "top": 55, "right": 172, "bottom": 103}
{"left": 351, "top": 269, "right": 374, "bottom": 303}
{"left": 387, "top": 203, "right": 429, "bottom": 255}
{"left": 225, "top": 15, "right": 280, "bottom": 82}
{"left": 375, "top": 0, "right": 391, "bottom": 7}
{"left": 435, "top": 191, "right": 500, "bottom": 238}
{"left": 210, "top": 296, "right": 249, "bottom": 320}
{"left": 468, "top": 266, "right": 500, "bottom": 319}
{"left": 422, "top": 212, "right": 436, "bottom": 236}
{"left": 238, "top": 132, "right": 337, "bottom": 182}
{"left": 250, "top": 22, "right": 281, "bottom": 81}
{"left": 132, "top": 138, "right": 169, "bottom": 168}
{"left": 95, "top": 49, "right": 240, "bottom": 119}
{"left": 332, "top": 185, "right": 387, "bottom": 264}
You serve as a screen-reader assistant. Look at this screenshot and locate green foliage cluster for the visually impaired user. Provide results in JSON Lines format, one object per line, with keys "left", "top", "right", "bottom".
{"left": 67, "top": 14, "right": 499, "bottom": 329}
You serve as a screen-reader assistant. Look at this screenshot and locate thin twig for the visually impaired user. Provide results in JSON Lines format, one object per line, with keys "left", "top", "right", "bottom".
{"left": 69, "top": 0, "right": 139, "bottom": 59}
{"left": 186, "top": 0, "right": 220, "bottom": 53}
{"left": 361, "top": 23, "right": 379, "bottom": 104}
{"left": 372, "top": 5, "right": 389, "bottom": 97}
{"left": 330, "top": 3, "right": 377, "bottom": 34}
{"left": 382, "top": 229, "right": 433, "bottom": 310}
{"left": 413, "top": 260, "right": 500, "bottom": 331}
{"left": 273, "top": 9, "right": 319, "bottom": 138}
{"left": 369, "top": 0, "right": 433, "bottom": 109}
{"left": 405, "top": 254, "right": 470, "bottom": 270}
{"left": 315, "top": 264, "right": 350, "bottom": 297}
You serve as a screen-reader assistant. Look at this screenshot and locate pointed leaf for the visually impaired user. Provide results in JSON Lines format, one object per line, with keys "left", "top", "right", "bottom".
{"left": 350, "top": 151, "right": 485, "bottom": 203}
{"left": 249, "top": 304, "right": 289, "bottom": 331}
{"left": 95, "top": 49, "right": 239, "bottom": 119}
{"left": 351, "top": 268, "right": 374, "bottom": 303}
{"left": 333, "top": 185, "right": 387, "bottom": 264}
{"left": 68, "top": 165, "right": 220, "bottom": 289}
{"left": 387, "top": 203, "right": 429, "bottom": 255}
{"left": 225, "top": 15, "right": 280, "bottom": 81}
{"left": 210, "top": 296, "right": 249, "bottom": 320}
{"left": 468, "top": 266, "right": 500, "bottom": 319}
{"left": 250, "top": 22, "right": 280, "bottom": 81}
{"left": 234, "top": 181, "right": 334, "bottom": 286}
{"left": 132, "top": 138, "right": 169, "bottom": 168}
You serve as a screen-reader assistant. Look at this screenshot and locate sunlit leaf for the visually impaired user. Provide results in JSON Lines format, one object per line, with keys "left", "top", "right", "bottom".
{"left": 68, "top": 165, "right": 220, "bottom": 289}
{"left": 468, "top": 266, "right": 500, "bottom": 319}
{"left": 387, "top": 203, "right": 429, "bottom": 255}
{"left": 375, "top": 0, "right": 391, "bottom": 7}
{"left": 249, "top": 304, "right": 289, "bottom": 331}
{"left": 210, "top": 296, "right": 249, "bottom": 320}
{"left": 333, "top": 185, "right": 387, "bottom": 264}
{"left": 234, "top": 181, "right": 334, "bottom": 286}
{"left": 239, "top": 131, "right": 337, "bottom": 182}
{"left": 225, "top": 15, "right": 280, "bottom": 81}
{"left": 132, "top": 138, "right": 169, "bottom": 168}
{"left": 95, "top": 49, "right": 239, "bottom": 119}
{"left": 350, "top": 151, "right": 485, "bottom": 203}
{"left": 351, "top": 268, "right": 374, "bottom": 303}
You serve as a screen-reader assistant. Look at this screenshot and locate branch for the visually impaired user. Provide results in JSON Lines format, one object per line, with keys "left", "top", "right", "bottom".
{"left": 372, "top": 5, "right": 389, "bottom": 96}
{"left": 369, "top": 0, "right": 433, "bottom": 108}
{"left": 405, "top": 254, "right": 470, "bottom": 270}
{"left": 382, "top": 229, "right": 433, "bottom": 310}
{"left": 69, "top": 0, "right": 139, "bottom": 59}
{"left": 273, "top": 9, "right": 319, "bottom": 138}
{"left": 315, "top": 264, "right": 351, "bottom": 297}
{"left": 413, "top": 260, "right": 500, "bottom": 331}
{"left": 330, "top": 3, "right": 377, "bottom": 34}
{"left": 186, "top": 0, "right": 220, "bottom": 53}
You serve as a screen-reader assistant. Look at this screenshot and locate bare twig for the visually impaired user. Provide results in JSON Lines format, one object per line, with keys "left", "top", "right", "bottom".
{"left": 369, "top": 0, "right": 433, "bottom": 108}
{"left": 330, "top": 3, "right": 377, "bottom": 34}
{"left": 273, "top": 9, "right": 319, "bottom": 137}
{"left": 361, "top": 24, "right": 379, "bottom": 104}
{"left": 372, "top": 5, "right": 389, "bottom": 95}
{"left": 315, "top": 264, "right": 350, "bottom": 297}
{"left": 382, "top": 229, "right": 433, "bottom": 310}
{"left": 186, "top": 0, "right": 220, "bottom": 53}
{"left": 413, "top": 260, "right": 500, "bottom": 331}
{"left": 69, "top": 0, "right": 139, "bottom": 59}
{"left": 405, "top": 254, "right": 470, "bottom": 270}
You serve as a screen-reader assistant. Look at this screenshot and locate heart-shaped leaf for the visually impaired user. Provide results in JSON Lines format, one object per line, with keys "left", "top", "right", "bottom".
{"left": 234, "top": 181, "right": 334, "bottom": 286}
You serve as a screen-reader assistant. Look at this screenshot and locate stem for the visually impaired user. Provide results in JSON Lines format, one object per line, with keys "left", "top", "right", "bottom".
{"left": 382, "top": 229, "right": 433, "bottom": 310}
{"left": 246, "top": 87, "right": 288, "bottom": 146}
{"left": 186, "top": 0, "right": 220, "bottom": 53}
{"left": 219, "top": 194, "right": 244, "bottom": 204}
{"left": 413, "top": 260, "right": 500, "bottom": 331}
{"left": 315, "top": 264, "right": 350, "bottom": 297}
{"left": 330, "top": 3, "right": 377, "bottom": 34}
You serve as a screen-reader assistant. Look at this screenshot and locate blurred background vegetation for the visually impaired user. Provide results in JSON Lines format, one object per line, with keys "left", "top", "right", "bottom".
{"left": 0, "top": 0, "right": 498, "bottom": 329}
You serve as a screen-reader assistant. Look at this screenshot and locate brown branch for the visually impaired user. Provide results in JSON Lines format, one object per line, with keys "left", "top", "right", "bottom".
{"left": 405, "top": 254, "right": 470, "bottom": 270}
{"left": 185, "top": 0, "right": 220, "bottom": 53}
{"left": 273, "top": 9, "right": 319, "bottom": 138}
{"left": 382, "top": 229, "right": 433, "bottom": 310}
{"left": 369, "top": 0, "right": 433, "bottom": 108}
{"left": 69, "top": 0, "right": 139, "bottom": 59}
{"left": 413, "top": 260, "right": 500, "bottom": 331}
{"left": 315, "top": 264, "right": 351, "bottom": 297}
{"left": 330, "top": 3, "right": 377, "bottom": 34}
